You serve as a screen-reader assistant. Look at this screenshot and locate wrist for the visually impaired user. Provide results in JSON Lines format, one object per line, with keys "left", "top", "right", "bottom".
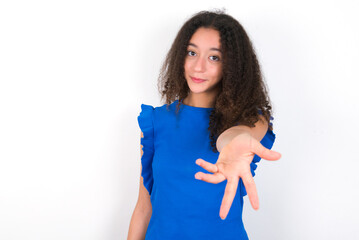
{"left": 216, "top": 126, "right": 252, "bottom": 152}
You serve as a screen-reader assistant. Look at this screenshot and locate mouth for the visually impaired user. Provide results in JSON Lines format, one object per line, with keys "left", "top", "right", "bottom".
{"left": 190, "top": 76, "right": 206, "bottom": 83}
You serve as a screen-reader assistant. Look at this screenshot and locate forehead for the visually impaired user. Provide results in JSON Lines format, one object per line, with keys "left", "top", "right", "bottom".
{"left": 188, "top": 27, "right": 221, "bottom": 49}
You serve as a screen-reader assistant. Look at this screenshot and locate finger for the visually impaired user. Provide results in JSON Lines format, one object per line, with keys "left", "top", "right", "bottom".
{"left": 252, "top": 141, "right": 282, "bottom": 161}
{"left": 195, "top": 159, "right": 218, "bottom": 173}
{"left": 219, "top": 177, "right": 239, "bottom": 220}
{"left": 242, "top": 171, "right": 259, "bottom": 210}
{"left": 194, "top": 172, "right": 226, "bottom": 184}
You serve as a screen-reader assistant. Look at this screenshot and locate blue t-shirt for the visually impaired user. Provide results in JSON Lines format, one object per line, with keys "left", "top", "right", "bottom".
{"left": 137, "top": 99, "right": 276, "bottom": 240}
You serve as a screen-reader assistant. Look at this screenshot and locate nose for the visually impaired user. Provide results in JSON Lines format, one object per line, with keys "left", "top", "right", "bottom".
{"left": 194, "top": 56, "right": 206, "bottom": 72}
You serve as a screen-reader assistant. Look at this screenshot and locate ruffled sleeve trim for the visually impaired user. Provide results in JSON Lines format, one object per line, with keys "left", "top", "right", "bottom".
{"left": 240, "top": 115, "right": 276, "bottom": 197}
{"left": 137, "top": 104, "right": 155, "bottom": 196}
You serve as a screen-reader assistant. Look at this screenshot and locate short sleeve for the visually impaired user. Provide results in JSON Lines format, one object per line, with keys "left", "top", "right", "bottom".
{"left": 137, "top": 104, "right": 155, "bottom": 196}
{"left": 240, "top": 115, "right": 276, "bottom": 197}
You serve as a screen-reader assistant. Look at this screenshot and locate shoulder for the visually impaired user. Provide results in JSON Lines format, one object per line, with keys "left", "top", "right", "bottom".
{"left": 140, "top": 102, "right": 171, "bottom": 111}
{"left": 138, "top": 102, "right": 174, "bottom": 123}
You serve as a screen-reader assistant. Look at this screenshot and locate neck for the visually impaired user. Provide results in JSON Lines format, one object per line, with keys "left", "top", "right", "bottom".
{"left": 183, "top": 90, "right": 218, "bottom": 108}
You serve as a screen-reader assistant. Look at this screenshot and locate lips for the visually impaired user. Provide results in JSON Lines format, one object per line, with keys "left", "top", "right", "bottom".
{"left": 190, "top": 76, "right": 206, "bottom": 83}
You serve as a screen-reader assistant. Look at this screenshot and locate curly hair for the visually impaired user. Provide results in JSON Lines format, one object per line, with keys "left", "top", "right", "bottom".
{"left": 157, "top": 10, "right": 273, "bottom": 153}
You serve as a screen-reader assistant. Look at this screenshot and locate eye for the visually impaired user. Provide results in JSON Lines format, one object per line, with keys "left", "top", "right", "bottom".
{"left": 187, "top": 50, "right": 196, "bottom": 57}
{"left": 209, "top": 55, "right": 220, "bottom": 61}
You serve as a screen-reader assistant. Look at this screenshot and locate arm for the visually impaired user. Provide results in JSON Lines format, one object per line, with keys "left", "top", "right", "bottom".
{"left": 194, "top": 115, "right": 281, "bottom": 220}
{"left": 127, "top": 132, "right": 152, "bottom": 240}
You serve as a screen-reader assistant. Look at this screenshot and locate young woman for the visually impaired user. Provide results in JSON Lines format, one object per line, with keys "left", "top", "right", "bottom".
{"left": 128, "top": 10, "right": 281, "bottom": 240}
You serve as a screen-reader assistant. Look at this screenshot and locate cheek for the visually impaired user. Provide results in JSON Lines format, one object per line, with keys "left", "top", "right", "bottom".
{"left": 184, "top": 62, "right": 189, "bottom": 75}
{"left": 211, "top": 65, "right": 222, "bottom": 79}
{"left": 217, "top": 68, "right": 223, "bottom": 79}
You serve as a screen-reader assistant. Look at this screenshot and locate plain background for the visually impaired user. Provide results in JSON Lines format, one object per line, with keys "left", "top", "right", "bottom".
{"left": 1, "top": 0, "right": 358, "bottom": 239}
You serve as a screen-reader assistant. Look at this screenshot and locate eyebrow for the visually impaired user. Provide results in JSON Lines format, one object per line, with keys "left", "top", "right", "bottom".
{"left": 188, "top": 43, "right": 222, "bottom": 53}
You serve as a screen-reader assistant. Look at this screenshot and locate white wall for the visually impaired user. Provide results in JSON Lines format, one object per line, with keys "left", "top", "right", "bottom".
{"left": 1, "top": 0, "right": 358, "bottom": 239}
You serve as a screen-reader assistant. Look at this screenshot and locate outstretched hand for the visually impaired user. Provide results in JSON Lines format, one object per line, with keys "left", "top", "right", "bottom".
{"left": 194, "top": 132, "right": 281, "bottom": 220}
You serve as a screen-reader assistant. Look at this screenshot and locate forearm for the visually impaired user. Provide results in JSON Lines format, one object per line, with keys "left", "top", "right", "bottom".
{"left": 216, "top": 116, "right": 269, "bottom": 152}
{"left": 127, "top": 205, "right": 152, "bottom": 240}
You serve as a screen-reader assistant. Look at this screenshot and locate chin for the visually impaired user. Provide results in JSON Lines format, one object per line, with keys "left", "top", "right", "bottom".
{"left": 187, "top": 82, "right": 208, "bottom": 94}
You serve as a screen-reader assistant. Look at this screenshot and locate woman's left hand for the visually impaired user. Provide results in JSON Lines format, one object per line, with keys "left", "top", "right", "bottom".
{"left": 194, "top": 132, "right": 281, "bottom": 220}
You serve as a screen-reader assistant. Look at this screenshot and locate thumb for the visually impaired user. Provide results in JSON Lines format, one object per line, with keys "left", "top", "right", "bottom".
{"left": 252, "top": 141, "right": 281, "bottom": 161}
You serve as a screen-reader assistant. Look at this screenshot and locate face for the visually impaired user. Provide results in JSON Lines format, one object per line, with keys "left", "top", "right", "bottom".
{"left": 184, "top": 27, "right": 223, "bottom": 95}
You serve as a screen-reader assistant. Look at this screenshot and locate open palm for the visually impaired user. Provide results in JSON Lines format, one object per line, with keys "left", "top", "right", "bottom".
{"left": 194, "top": 132, "right": 281, "bottom": 220}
